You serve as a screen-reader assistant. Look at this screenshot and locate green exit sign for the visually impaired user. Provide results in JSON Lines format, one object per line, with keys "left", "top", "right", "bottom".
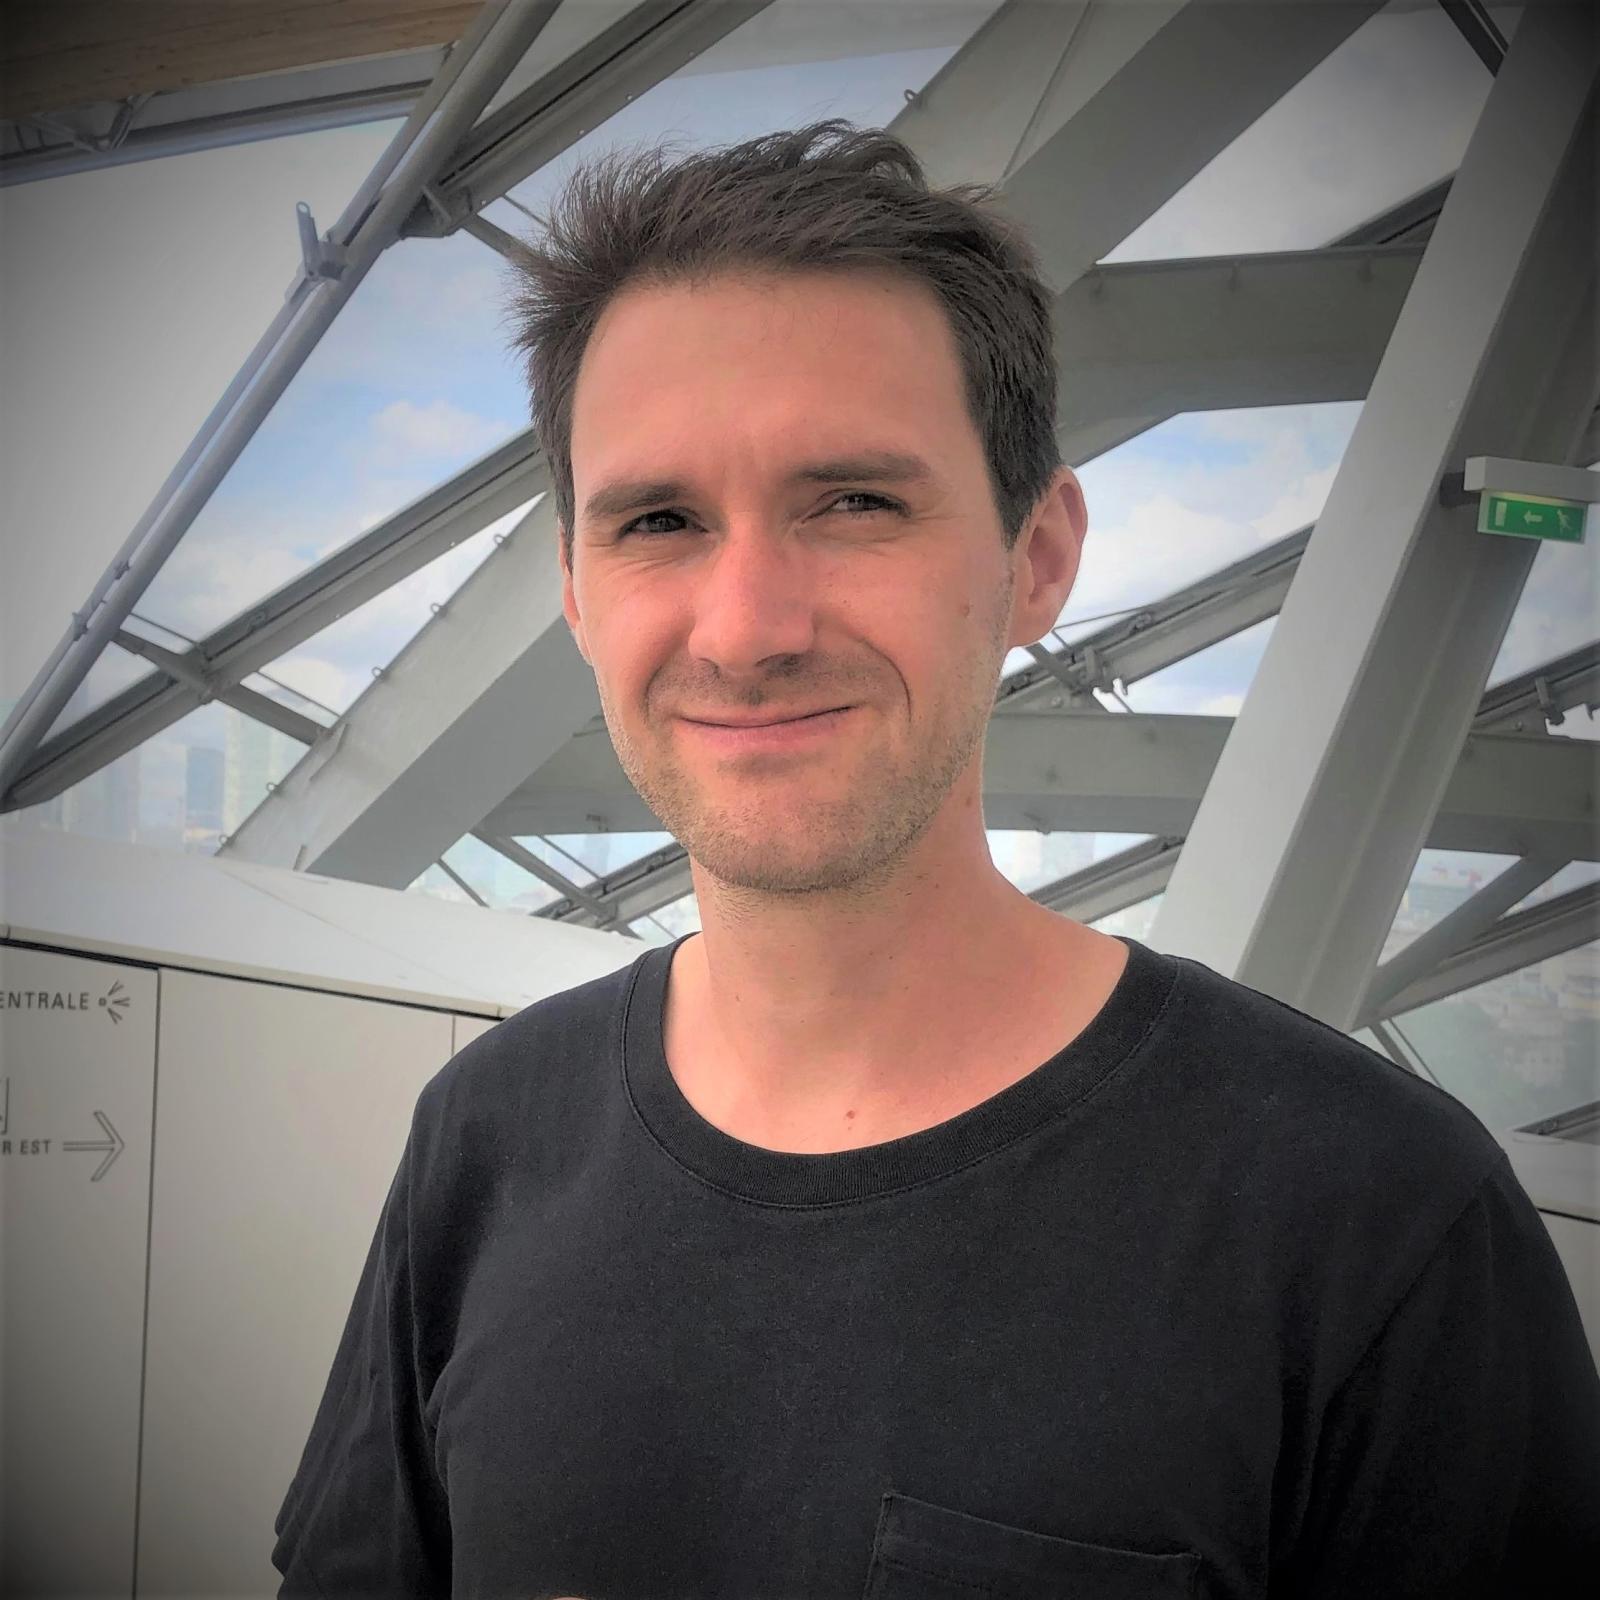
{"left": 1478, "top": 491, "right": 1588, "bottom": 542}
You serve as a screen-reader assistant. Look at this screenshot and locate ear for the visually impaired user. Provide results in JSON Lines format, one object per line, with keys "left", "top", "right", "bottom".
{"left": 559, "top": 530, "right": 592, "bottom": 666}
{"left": 1007, "top": 466, "right": 1086, "bottom": 649}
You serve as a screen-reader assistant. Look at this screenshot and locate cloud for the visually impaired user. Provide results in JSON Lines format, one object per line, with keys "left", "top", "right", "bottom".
{"left": 368, "top": 399, "right": 508, "bottom": 467}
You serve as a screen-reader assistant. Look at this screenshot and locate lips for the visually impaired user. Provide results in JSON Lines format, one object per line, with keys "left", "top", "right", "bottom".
{"left": 682, "top": 707, "right": 849, "bottom": 728}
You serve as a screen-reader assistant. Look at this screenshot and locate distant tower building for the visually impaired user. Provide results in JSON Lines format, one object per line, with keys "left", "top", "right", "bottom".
{"left": 185, "top": 745, "right": 225, "bottom": 852}
{"left": 223, "top": 713, "right": 304, "bottom": 836}
{"left": 9, "top": 679, "right": 143, "bottom": 843}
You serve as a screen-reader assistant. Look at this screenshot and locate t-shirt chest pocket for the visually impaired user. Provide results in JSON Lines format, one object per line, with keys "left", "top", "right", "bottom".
{"left": 862, "top": 1492, "right": 1203, "bottom": 1598}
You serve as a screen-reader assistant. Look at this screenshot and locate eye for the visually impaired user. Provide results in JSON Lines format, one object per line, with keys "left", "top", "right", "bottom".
{"left": 616, "top": 509, "right": 692, "bottom": 539}
{"left": 825, "top": 491, "right": 902, "bottom": 517}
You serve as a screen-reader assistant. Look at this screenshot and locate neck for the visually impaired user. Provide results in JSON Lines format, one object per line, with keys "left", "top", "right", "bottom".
{"left": 665, "top": 804, "right": 1123, "bottom": 1146}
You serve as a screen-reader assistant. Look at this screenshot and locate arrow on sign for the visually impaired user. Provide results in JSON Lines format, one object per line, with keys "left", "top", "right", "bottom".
{"left": 63, "top": 1111, "right": 124, "bottom": 1181}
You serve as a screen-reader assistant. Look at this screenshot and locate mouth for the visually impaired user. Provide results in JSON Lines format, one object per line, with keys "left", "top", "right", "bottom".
{"left": 684, "top": 706, "right": 852, "bottom": 729}
{"left": 677, "top": 705, "right": 857, "bottom": 751}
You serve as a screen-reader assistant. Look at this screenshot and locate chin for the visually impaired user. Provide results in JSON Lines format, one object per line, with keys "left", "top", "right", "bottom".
{"left": 676, "top": 806, "right": 924, "bottom": 898}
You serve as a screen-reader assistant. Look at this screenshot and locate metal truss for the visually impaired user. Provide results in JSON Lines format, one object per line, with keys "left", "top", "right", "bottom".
{"left": 1151, "top": 6, "right": 1599, "bottom": 1025}
{"left": 0, "top": 0, "right": 771, "bottom": 808}
{"left": 0, "top": 47, "right": 444, "bottom": 186}
{"left": 997, "top": 523, "right": 1313, "bottom": 715}
{"left": 1366, "top": 879, "right": 1599, "bottom": 1025}
{"left": 4, "top": 0, "right": 1593, "bottom": 1022}
{"left": 400, "top": 0, "right": 776, "bottom": 241}
{"left": 3, "top": 0, "right": 1413, "bottom": 827}
{"left": 0, "top": 0, "right": 564, "bottom": 803}
{"left": 0, "top": 0, "right": 1458, "bottom": 834}
{"left": 0, "top": 218, "right": 1436, "bottom": 824}
{"left": 2, "top": 434, "right": 548, "bottom": 813}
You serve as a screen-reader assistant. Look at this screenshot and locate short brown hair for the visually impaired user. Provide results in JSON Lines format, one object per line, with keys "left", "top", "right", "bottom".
{"left": 504, "top": 118, "right": 1062, "bottom": 569}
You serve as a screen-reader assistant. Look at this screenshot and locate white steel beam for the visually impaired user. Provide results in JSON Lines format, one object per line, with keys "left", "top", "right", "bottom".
{"left": 1055, "top": 245, "right": 1423, "bottom": 442}
{"left": 1356, "top": 854, "right": 1571, "bottom": 1028}
{"left": 219, "top": 495, "right": 600, "bottom": 885}
{"left": 1150, "top": 2, "right": 1600, "bottom": 1027}
{"left": 1373, "top": 881, "right": 1600, "bottom": 1023}
{"left": 964, "top": 0, "right": 1382, "bottom": 289}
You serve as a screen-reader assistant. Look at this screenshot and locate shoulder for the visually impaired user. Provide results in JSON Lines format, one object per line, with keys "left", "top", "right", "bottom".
{"left": 1157, "top": 947, "right": 1505, "bottom": 1187}
{"left": 406, "top": 948, "right": 652, "bottom": 1175}
{"left": 1139, "top": 949, "right": 1513, "bottom": 1360}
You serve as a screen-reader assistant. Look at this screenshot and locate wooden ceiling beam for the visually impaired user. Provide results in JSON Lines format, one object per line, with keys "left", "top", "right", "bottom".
{"left": 2, "top": 0, "right": 484, "bottom": 119}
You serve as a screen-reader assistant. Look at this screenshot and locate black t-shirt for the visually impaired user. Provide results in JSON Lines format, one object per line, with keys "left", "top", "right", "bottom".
{"left": 272, "top": 934, "right": 1600, "bottom": 1597}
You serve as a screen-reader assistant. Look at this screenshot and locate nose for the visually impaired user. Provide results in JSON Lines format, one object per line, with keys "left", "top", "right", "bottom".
{"left": 686, "top": 521, "right": 818, "bottom": 676}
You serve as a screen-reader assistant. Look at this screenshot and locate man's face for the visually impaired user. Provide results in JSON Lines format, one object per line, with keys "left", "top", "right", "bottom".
{"left": 561, "top": 265, "right": 1078, "bottom": 896}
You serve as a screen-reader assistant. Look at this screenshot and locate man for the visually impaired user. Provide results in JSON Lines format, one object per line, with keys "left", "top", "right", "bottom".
{"left": 273, "top": 121, "right": 1600, "bottom": 1598}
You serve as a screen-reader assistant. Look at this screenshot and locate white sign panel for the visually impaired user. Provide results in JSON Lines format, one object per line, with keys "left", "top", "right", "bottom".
{"left": 1, "top": 943, "right": 158, "bottom": 1600}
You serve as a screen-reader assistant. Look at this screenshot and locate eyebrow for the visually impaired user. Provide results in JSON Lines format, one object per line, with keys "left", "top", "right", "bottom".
{"left": 579, "top": 450, "right": 941, "bottom": 525}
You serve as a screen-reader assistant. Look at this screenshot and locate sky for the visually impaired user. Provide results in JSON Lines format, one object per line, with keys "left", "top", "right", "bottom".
{"left": 2, "top": 0, "right": 1593, "bottom": 972}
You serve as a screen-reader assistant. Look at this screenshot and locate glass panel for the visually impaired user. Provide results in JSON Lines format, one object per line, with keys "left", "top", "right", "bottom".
{"left": 1381, "top": 847, "right": 1517, "bottom": 964}
{"left": 512, "top": 836, "right": 599, "bottom": 890}
{"left": 1508, "top": 862, "right": 1600, "bottom": 916}
{"left": 1089, "top": 892, "right": 1164, "bottom": 945}
{"left": 495, "top": 0, "right": 1005, "bottom": 222}
{"left": 1382, "top": 940, "right": 1599, "bottom": 1137}
{"left": 3, "top": 118, "right": 399, "bottom": 733}
{"left": 1107, "top": 0, "right": 1498, "bottom": 261}
{"left": 216, "top": 704, "right": 312, "bottom": 844}
{"left": 7, "top": 700, "right": 290, "bottom": 856}
{"left": 989, "top": 830, "right": 1153, "bottom": 898}
{"left": 1486, "top": 533, "right": 1599, "bottom": 691}
{"left": 138, "top": 223, "right": 532, "bottom": 642}
{"left": 1000, "top": 402, "right": 1363, "bottom": 685}
{"left": 543, "top": 831, "right": 675, "bottom": 880}
{"left": 629, "top": 892, "right": 701, "bottom": 944}
{"left": 408, "top": 834, "right": 571, "bottom": 913}
{"left": 1116, "top": 617, "right": 1275, "bottom": 718}
{"left": 264, "top": 500, "right": 531, "bottom": 719}
{"left": 35, "top": 644, "right": 154, "bottom": 743}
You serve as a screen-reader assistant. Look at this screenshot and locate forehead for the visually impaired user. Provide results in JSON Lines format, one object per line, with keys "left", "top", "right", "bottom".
{"left": 568, "top": 265, "right": 976, "bottom": 470}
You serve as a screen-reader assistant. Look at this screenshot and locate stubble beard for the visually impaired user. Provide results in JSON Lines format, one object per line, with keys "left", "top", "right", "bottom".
{"left": 599, "top": 578, "right": 1013, "bottom": 900}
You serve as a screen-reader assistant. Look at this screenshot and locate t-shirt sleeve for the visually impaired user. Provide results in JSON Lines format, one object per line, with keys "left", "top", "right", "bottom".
{"left": 1281, "top": 1154, "right": 1600, "bottom": 1595}
{"left": 271, "top": 1104, "right": 452, "bottom": 1598}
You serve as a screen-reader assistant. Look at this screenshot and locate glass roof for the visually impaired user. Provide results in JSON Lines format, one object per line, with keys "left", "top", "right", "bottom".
{"left": 1381, "top": 937, "right": 1598, "bottom": 1137}
{"left": 10, "top": 0, "right": 1589, "bottom": 1048}
{"left": 1000, "top": 402, "right": 1362, "bottom": 681}
{"left": 261, "top": 501, "right": 531, "bottom": 720}
{"left": 1487, "top": 534, "right": 1600, "bottom": 691}
{"left": 989, "top": 830, "right": 1155, "bottom": 899}
{"left": 1106, "top": 0, "right": 1506, "bottom": 262}
{"left": 490, "top": 0, "right": 1004, "bottom": 228}
{"left": 135, "top": 223, "right": 531, "bottom": 644}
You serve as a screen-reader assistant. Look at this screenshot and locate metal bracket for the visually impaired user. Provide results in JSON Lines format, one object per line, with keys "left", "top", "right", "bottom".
{"left": 295, "top": 202, "right": 348, "bottom": 286}
{"left": 1534, "top": 673, "right": 1565, "bottom": 728}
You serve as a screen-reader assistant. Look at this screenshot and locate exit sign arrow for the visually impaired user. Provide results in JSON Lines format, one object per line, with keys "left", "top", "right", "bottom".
{"left": 1459, "top": 455, "right": 1597, "bottom": 544}
{"left": 1478, "top": 491, "right": 1588, "bottom": 542}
